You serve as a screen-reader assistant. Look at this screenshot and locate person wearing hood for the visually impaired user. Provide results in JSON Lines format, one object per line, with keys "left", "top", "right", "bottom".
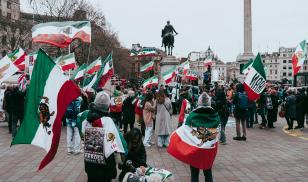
{"left": 122, "top": 90, "right": 136, "bottom": 134}
{"left": 83, "top": 91, "right": 126, "bottom": 182}
{"left": 168, "top": 92, "right": 220, "bottom": 182}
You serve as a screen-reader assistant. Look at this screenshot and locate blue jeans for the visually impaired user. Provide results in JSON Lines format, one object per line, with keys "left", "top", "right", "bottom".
{"left": 157, "top": 135, "right": 169, "bottom": 147}
{"left": 247, "top": 108, "right": 255, "bottom": 128}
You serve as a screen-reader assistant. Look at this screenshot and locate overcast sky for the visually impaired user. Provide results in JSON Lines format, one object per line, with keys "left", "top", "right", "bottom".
{"left": 21, "top": 0, "right": 308, "bottom": 62}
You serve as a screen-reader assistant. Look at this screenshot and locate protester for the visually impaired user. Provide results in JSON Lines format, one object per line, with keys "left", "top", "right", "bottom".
{"left": 267, "top": 88, "right": 280, "bottom": 128}
{"left": 110, "top": 85, "right": 124, "bottom": 128}
{"left": 285, "top": 89, "right": 297, "bottom": 130}
{"left": 233, "top": 83, "right": 248, "bottom": 141}
{"left": 257, "top": 91, "right": 268, "bottom": 129}
{"left": 247, "top": 100, "right": 257, "bottom": 128}
{"left": 155, "top": 90, "right": 173, "bottom": 148}
{"left": 122, "top": 90, "right": 136, "bottom": 134}
{"left": 135, "top": 91, "right": 145, "bottom": 135}
{"left": 3, "top": 85, "right": 13, "bottom": 134}
{"left": 142, "top": 92, "right": 155, "bottom": 147}
{"left": 119, "top": 128, "right": 147, "bottom": 181}
{"left": 65, "top": 98, "right": 82, "bottom": 155}
{"left": 295, "top": 88, "right": 306, "bottom": 129}
{"left": 84, "top": 91, "right": 121, "bottom": 182}
{"left": 178, "top": 94, "right": 191, "bottom": 128}
{"left": 226, "top": 86, "right": 234, "bottom": 117}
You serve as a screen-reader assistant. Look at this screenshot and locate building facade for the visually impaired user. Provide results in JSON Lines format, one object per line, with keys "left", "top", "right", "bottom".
{"left": 189, "top": 47, "right": 227, "bottom": 84}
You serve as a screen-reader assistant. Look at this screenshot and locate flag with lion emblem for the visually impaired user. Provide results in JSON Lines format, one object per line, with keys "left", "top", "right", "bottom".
{"left": 167, "top": 106, "right": 220, "bottom": 170}
{"left": 11, "top": 49, "right": 81, "bottom": 170}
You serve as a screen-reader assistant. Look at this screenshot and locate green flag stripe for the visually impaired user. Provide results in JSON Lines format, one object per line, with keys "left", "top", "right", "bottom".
{"left": 12, "top": 49, "right": 55, "bottom": 145}
{"left": 252, "top": 53, "right": 266, "bottom": 78}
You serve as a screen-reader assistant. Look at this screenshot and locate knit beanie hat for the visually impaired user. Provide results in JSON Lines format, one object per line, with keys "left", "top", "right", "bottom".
{"left": 198, "top": 92, "right": 211, "bottom": 107}
{"left": 93, "top": 91, "right": 110, "bottom": 112}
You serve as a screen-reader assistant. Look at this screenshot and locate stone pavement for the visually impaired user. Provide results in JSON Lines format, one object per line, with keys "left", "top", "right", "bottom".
{"left": 0, "top": 115, "right": 307, "bottom": 182}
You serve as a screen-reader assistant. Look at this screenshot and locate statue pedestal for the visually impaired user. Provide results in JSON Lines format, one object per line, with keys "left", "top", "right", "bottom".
{"left": 159, "top": 56, "right": 179, "bottom": 85}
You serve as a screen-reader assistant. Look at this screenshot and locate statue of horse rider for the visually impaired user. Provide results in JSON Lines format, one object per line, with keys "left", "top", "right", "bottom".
{"left": 161, "top": 21, "right": 178, "bottom": 55}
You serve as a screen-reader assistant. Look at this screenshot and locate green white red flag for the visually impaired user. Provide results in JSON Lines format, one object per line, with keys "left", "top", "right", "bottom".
{"left": 86, "top": 57, "right": 102, "bottom": 75}
{"left": 82, "top": 73, "right": 98, "bottom": 91}
{"left": 18, "top": 74, "right": 28, "bottom": 92}
{"left": 54, "top": 53, "right": 76, "bottom": 71}
{"left": 185, "top": 69, "right": 198, "bottom": 81}
{"left": 204, "top": 56, "right": 213, "bottom": 67}
{"left": 180, "top": 61, "right": 190, "bottom": 75}
{"left": 240, "top": 58, "right": 254, "bottom": 74}
{"left": 11, "top": 49, "right": 81, "bottom": 170}
{"left": 138, "top": 48, "right": 157, "bottom": 57}
{"left": 71, "top": 64, "right": 87, "bottom": 81}
{"left": 163, "top": 67, "right": 176, "bottom": 84}
{"left": 8, "top": 48, "right": 27, "bottom": 71}
{"left": 0, "top": 56, "right": 19, "bottom": 84}
{"left": 32, "top": 21, "right": 91, "bottom": 48}
{"left": 140, "top": 61, "right": 154, "bottom": 73}
{"left": 168, "top": 106, "right": 220, "bottom": 170}
{"left": 93, "top": 53, "right": 114, "bottom": 89}
{"left": 292, "top": 40, "right": 307, "bottom": 76}
{"left": 143, "top": 75, "right": 158, "bottom": 90}
{"left": 243, "top": 53, "right": 266, "bottom": 101}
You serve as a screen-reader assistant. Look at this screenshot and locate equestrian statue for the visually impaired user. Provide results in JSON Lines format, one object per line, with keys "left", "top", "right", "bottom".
{"left": 161, "top": 21, "right": 178, "bottom": 56}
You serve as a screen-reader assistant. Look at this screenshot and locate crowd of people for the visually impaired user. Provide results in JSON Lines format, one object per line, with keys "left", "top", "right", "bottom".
{"left": 1, "top": 80, "right": 308, "bottom": 182}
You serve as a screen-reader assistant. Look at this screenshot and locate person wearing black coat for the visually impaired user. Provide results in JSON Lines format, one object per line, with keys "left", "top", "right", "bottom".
{"left": 119, "top": 128, "right": 147, "bottom": 182}
{"left": 295, "top": 89, "right": 306, "bottom": 129}
{"left": 267, "top": 89, "right": 280, "bottom": 128}
{"left": 122, "top": 90, "right": 136, "bottom": 134}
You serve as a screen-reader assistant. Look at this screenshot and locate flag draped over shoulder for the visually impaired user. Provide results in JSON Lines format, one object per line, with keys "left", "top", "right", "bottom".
{"left": 240, "top": 58, "right": 254, "bottom": 74}
{"left": 93, "top": 53, "right": 114, "bottom": 89}
{"left": 243, "top": 53, "right": 266, "bottom": 101}
{"left": 11, "top": 49, "right": 81, "bottom": 170}
{"left": 140, "top": 61, "right": 154, "bottom": 73}
{"left": 32, "top": 21, "right": 91, "bottom": 48}
{"left": 167, "top": 106, "right": 220, "bottom": 170}
{"left": 55, "top": 53, "right": 76, "bottom": 71}
{"left": 292, "top": 40, "right": 307, "bottom": 76}
{"left": 8, "top": 48, "right": 27, "bottom": 71}
{"left": 0, "top": 56, "right": 19, "bottom": 84}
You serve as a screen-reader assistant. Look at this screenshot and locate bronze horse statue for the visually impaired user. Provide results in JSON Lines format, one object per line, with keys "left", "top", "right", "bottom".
{"left": 162, "top": 31, "right": 175, "bottom": 56}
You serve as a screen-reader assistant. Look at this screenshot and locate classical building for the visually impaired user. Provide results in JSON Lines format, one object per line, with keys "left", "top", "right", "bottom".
{"left": 261, "top": 46, "right": 308, "bottom": 83}
{"left": 189, "top": 46, "right": 227, "bottom": 84}
{"left": 226, "top": 62, "right": 241, "bottom": 83}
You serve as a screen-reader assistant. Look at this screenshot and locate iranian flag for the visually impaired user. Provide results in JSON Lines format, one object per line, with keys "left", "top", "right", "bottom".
{"left": 82, "top": 73, "right": 98, "bottom": 91}
{"left": 240, "top": 58, "right": 254, "bottom": 74}
{"left": 180, "top": 61, "right": 190, "bottom": 75}
{"left": 204, "top": 56, "right": 213, "bottom": 67}
{"left": 76, "top": 110, "right": 90, "bottom": 136}
{"left": 93, "top": 53, "right": 114, "bottom": 89}
{"left": 0, "top": 56, "right": 19, "bottom": 84}
{"left": 32, "top": 21, "right": 91, "bottom": 48}
{"left": 11, "top": 49, "right": 81, "bottom": 170}
{"left": 163, "top": 67, "right": 176, "bottom": 84}
{"left": 8, "top": 48, "right": 27, "bottom": 71}
{"left": 243, "top": 53, "right": 266, "bottom": 101}
{"left": 143, "top": 75, "right": 158, "bottom": 90}
{"left": 186, "top": 69, "right": 198, "bottom": 81}
{"left": 18, "top": 74, "right": 28, "bottom": 92}
{"left": 168, "top": 106, "right": 220, "bottom": 170}
{"left": 138, "top": 48, "right": 157, "bottom": 57}
{"left": 86, "top": 57, "right": 102, "bottom": 75}
{"left": 55, "top": 53, "right": 76, "bottom": 71}
{"left": 292, "top": 40, "right": 307, "bottom": 76}
{"left": 71, "top": 64, "right": 87, "bottom": 81}
{"left": 140, "top": 61, "right": 154, "bottom": 73}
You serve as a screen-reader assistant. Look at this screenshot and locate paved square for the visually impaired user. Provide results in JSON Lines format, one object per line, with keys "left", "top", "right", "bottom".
{"left": 0, "top": 116, "right": 307, "bottom": 182}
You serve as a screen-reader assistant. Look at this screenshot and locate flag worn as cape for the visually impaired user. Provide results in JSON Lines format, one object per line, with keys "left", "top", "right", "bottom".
{"left": 93, "top": 53, "right": 114, "bottom": 89}
{"left": 140, "top": 61, "right": 154, "bottom": 73}
{"left": 0, "top": 56, "right": 19, "bottom": 84}
{"left": 243, "top": 53, "right": 266, "bottom": 101}
{"left": 292, "top": 40, "right": 307, "bottom": 76}
{"left": 11, "top": 49, "right": 81, "bottom": 170}
{"left": 32, "top": 21, "right": 91, "bottom": 48}
{"left": 55, "top": 53, "right": 76, "bottom": 71}
{"left": 8, "top": 48, "right": 27, "bottom": 71}
{"left": 167, "top": 106, "right": 220, "bottom": 170}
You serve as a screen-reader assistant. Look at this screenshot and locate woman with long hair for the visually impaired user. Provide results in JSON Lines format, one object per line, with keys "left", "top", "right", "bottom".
{"left": 142, "top": 92, "right": 155, "bottom": 147}
{"left": 155, "top": 90, "right": 173, "bottom": 148}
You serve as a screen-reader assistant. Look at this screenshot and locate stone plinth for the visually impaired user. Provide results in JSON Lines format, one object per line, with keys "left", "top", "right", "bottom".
{"left": 159, "top": 56, "right": 179, "bottom": 85}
